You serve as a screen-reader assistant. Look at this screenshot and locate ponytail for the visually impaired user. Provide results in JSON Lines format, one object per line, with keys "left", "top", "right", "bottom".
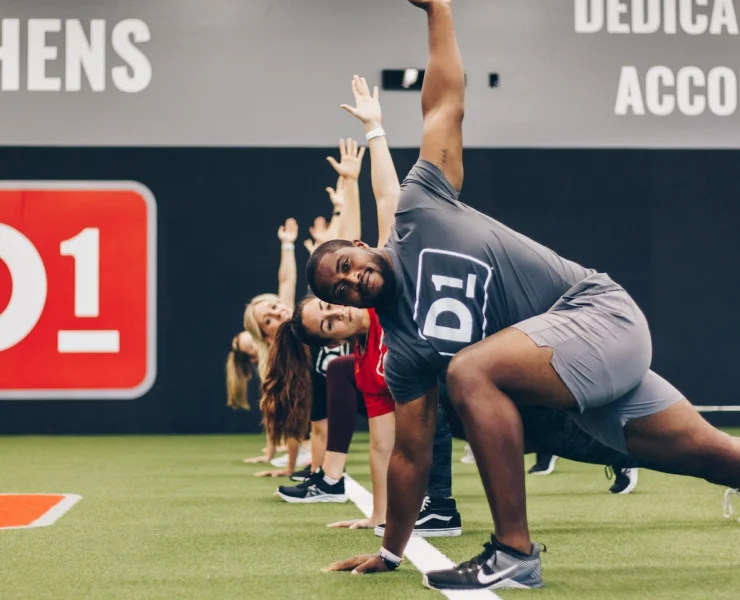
{"left": 225, "top": 353, "right": 253, "bottom": 410}
{"left": 260, "top": 321, "right": 313, "bottom": 446}
{"left": 260, "top": 296, "right": 328, "bottom": 446}
{"left": 225, "top": 334, "right": 258, "bottom": 410}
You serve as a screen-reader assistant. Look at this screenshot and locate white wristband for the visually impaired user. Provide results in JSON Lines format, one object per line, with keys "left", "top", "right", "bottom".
{"left": 379, "top": 546, "right": 403, "bottom": 566}
{"left": 281, "top": 243, "right": 295, "bottom": 251}
{"left": 366, "top": 127, "right": 386, "bottom": 141}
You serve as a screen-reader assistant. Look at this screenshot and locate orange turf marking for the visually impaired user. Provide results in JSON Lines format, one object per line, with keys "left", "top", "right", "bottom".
{"left": 0, "top": 494, "right": 77, "bottom": 529}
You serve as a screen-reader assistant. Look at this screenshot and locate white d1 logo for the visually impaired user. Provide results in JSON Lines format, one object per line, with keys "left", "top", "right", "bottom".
{"left": 413, "top": 249, "right": 493, "bottom": 357}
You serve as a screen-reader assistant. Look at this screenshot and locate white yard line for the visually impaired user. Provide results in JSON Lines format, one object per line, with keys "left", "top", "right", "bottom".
{"left": 343, "top": 475, "right": 500, "bottom": 600}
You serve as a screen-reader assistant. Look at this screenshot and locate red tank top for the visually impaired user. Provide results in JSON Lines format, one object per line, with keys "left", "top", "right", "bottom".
{"left": 354, "top": 308, "right": 391, "bottom": 398}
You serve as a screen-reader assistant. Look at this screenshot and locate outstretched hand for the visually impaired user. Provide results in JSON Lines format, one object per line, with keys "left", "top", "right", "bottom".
{"left": 304, "top": 216, "right": 330, "bottom": 255}
{"left": 326, "top": 517, "right": 381, "bottom": 530}
{"left": 323, "top": 554, "right": 389, "bottom": 575}
{"left": 325, "top": 177, "right": 345, "bottom": 211}
{"left": 277, "top": 218, "right": 298, "bottom": 244}
{"left": 341, "top": 75, "right": 382, "bottom": 127}
{"left": 242, "top": 454, "right": 270, "bottom": 464}
{"left": 327, "top": 138, "right": 365, "bottom": 181}
{"left": 254, "top": 468, "right": 291, "bottom": 478}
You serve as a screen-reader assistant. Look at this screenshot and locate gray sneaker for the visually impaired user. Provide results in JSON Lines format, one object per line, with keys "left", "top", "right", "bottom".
{"left": 422, "top": 535, "right": 545, "bottom": 590}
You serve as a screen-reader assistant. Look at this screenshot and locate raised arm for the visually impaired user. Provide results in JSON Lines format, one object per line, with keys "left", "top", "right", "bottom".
{"left": 341, "top": 75, "right": 400, "bottom": 247}
{"left": 323, "top": 178, "right": 345, "bottom": 241}
{"left": 327, "top": 138, "right": 365, "bottom": 241}
{"left": 276, "top": 218, "right": 298, "bottom": 309}
{"left": 416, "top": 0, "right": 464, "bottom": 191}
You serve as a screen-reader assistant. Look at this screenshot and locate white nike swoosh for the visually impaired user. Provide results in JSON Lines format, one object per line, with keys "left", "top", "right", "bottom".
{"left": 415, "top": 513, "right": 453, "bottom": 525}
{"left": 477, "top": 564, "right": 518, "bottom": 586}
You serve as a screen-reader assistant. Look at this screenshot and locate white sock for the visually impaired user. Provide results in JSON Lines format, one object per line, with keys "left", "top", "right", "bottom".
{"left": 323, "top": 474, "right": 341, "bottom": 486}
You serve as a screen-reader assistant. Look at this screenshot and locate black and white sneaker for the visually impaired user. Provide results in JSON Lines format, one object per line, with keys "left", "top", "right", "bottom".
{"left": 423, "top": 535, "right": 545, "bottom": 591}
{"left": 289, "top": 466, "right": 312, "bottom": 482}
{"left": 606, "top": 466, "right": 639, "bottom": 494}
{"left": 276, "top": 470, "right": 347, "bottom": 503}
{"left": 374, "top": 496, "right": 462, "bottom": 538}
{"left": 528, "top": 454, "right": 558, "bottom": 475}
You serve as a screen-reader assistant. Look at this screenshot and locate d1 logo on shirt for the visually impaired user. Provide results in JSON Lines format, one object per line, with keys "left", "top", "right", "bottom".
{"left": 413, "top": 249, "right": 493, "bottom": 357}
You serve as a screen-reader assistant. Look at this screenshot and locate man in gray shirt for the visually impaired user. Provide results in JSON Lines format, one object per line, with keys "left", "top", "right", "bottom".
{"left": 310, "top": 0, "right": 740, "bottom": 591}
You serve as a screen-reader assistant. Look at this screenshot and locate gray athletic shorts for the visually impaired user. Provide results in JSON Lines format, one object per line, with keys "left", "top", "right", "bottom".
{"left": 513, "top": 273, "right": 684, "bottom": 453}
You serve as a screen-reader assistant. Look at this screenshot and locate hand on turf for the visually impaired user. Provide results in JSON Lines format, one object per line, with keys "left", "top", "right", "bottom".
{"left": 408, "top": 0, "right": 451, "bottom": 10}
{"left": 254, "top": 468, "right": 291, "bottom": 477}
{"left": 277, "top": 218, "right": 298, "bottom": 244}
{"left": 242, "top": 454, "right": 270, "bottom": 464}
{"left": 327, "top": 517, "right": 381, "bottom": 530}
{"left": 341, "top": 75, "right": 382, "bottom": 127}
{"left": 327, "top": 138, "right": 365, "bottom": 181}
{"left": 323, "top": 554, "right": 389, "bottom": 575}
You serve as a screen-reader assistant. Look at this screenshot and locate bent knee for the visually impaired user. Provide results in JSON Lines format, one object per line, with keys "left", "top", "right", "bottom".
{"left": 446, "top": 349, "right": 491, "bottom": 401}
{"left": 369, "top": 434, "right": 394, "bottom": 456}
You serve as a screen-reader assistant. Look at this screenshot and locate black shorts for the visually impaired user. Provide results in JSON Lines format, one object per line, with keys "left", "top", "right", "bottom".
{"left": 310, "top": 376, "right": 328, "bottom": 422}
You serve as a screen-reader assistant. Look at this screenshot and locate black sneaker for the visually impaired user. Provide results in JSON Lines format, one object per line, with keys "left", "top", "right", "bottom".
{"left": 528, "top": 454, "right": 558, "bottom": 475}
{"left": 374, "top": 496, "right": 462, "bottom": 538}
{"left": 289, "top": 466, "right": 312, "bottom": 482}
{"left": 423, "top": 535, "right": 545, "bottom": 591}
{"left": 276, "top": 470, "right": 347, "bottom": 503}
{"left": 606, "top": 466, "right": 638, "bottom": 494}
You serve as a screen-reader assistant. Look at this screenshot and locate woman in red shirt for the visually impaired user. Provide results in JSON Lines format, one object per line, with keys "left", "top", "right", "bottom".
{"left": 262, "top": 298, "right": 398, "bottom": 529}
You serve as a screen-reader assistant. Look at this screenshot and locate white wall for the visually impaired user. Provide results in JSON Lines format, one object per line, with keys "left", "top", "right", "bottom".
{"left": 0, "top": 0, "right": 738, "bottom": 147}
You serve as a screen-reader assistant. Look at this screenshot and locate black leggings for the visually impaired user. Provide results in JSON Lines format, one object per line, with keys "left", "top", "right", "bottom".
{"left": 326, "top": 356, "right": 364, "bottom": 454}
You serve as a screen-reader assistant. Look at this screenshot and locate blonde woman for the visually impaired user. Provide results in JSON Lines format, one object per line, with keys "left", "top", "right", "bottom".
{"left": 242, "top": 140, "right": 365, "bottom": 476}
{"left": 226, "top": 330, "right": 260, "bottom": 411}
{"left": 228, "top": 218, "right": 303, "bottom": 468}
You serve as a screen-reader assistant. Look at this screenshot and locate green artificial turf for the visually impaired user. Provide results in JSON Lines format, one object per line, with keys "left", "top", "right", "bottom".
{"left": 1, "top": 432, "right": 738, "bottom": 599}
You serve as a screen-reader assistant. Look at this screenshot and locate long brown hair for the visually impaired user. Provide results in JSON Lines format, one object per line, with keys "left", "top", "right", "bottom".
{"left": 225, "top": 335, "right": 257, "bottom": 410}
{"left": 260, "top": 296, "right": 328, "bottom": 445}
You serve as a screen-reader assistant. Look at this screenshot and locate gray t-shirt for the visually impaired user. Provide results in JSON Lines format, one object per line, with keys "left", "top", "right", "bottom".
{"left": 378, "top": 160, "right": 603, "bottom": 404}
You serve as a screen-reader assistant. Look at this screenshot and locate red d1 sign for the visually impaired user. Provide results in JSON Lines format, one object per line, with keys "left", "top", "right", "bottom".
{"left": 0, "top": 182, "right": 156, "bottom": 399}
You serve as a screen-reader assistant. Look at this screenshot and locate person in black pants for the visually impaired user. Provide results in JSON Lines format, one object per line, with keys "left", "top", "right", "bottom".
{"left": 277, "top": 354, "right": 463, "bottom": 537}
{"left": 526, "top": 451, "right": 639, "bottom": 495}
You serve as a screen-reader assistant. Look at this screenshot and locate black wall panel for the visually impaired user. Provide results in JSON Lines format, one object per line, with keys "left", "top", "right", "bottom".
{"left": 0, "top": 148, "right": 737, "bottom": 433}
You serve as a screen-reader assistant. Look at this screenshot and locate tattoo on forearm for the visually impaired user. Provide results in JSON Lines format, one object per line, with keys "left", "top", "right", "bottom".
{"left": 439, "top": 149, "right": 448, "bottom": 172}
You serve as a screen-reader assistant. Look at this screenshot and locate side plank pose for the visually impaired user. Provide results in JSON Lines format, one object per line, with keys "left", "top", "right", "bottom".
{"left": 310, "top": 0, "right": 740, "bottom": 591}
{"left": 227, "top": 219, "right": 301, "bottom": 469}
{"left": 268, "top": 73, "right": 676, "bottom": 542}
